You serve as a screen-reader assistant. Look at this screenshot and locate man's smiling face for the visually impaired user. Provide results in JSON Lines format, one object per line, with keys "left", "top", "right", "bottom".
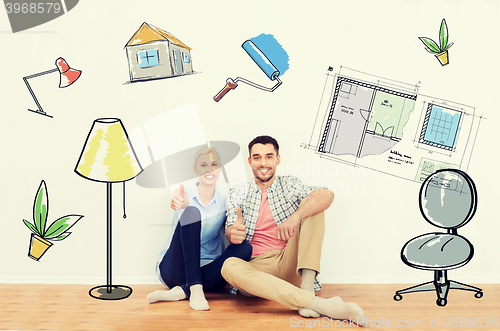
{"left": 248, "top": 143, "right": 280, "bottom": 188}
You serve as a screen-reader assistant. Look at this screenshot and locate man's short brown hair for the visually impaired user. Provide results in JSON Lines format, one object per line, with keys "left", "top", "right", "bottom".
{"left": 248, "top": 136, "right": 279, "bottom": 155}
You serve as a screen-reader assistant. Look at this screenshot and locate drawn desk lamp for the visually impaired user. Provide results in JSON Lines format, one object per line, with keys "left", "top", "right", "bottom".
{"left": 23, "top": 57, "right": 82, "bottom": 118}
{"left": 75, "top": 118, "right": 143, "bottom": 300}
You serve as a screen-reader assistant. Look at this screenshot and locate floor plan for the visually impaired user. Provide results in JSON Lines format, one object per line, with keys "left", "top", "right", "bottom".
{"left": 318, "top": 76, "right": 417, "bottom": 158}
{"left": 306, "top": 67, "right": 482, "bottom": 182}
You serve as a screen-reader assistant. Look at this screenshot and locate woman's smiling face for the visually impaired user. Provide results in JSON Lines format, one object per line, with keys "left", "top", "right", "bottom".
{"left": 193, "top": 152, "right": 221, "bottom": 186}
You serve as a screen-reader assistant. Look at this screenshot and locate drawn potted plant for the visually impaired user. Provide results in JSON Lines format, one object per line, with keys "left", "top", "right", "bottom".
{"left": 23, "top": 180, "right": 84, "bottom": 261}
{"left": 418, "top": 18, "right": 454, "bottom": 66}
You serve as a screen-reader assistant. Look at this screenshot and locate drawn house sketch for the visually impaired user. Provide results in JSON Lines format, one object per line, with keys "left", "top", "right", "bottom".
{"left": 304, "top": 67, "right": 482, "bottom": 183}
{"left": 125, "top": 22, "right": 193, "bottom": 82}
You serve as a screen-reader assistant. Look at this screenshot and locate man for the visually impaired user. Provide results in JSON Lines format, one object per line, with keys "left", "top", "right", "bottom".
{"left": 221, "top": 135, "right": 365, "bottom": 325}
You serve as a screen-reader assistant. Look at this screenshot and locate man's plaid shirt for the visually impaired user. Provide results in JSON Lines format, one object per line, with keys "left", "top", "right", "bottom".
{"left": 225, "top": 175, "right": 322, "bottom": 293}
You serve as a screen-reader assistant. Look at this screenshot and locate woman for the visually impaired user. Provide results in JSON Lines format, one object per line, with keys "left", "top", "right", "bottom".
{"left": 147, "top": 146, "right": 252, "bottom": 310}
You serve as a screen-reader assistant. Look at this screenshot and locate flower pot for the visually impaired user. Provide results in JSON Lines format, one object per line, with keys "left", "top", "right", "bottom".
{"left": 435, "top": 50, "right": 449, "bottom": 66}
{"left": 28, "top": 233, "right": 53, "bottom": 261}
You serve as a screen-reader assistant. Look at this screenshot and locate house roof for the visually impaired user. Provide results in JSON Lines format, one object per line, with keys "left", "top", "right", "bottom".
{"left": 125, "top": 22, "right": 192, "bottom": 50}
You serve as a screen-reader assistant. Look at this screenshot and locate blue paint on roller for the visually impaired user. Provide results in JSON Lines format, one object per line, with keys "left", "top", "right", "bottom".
{"left": 243, "top": 33, "right": 289, "bottom": 80}
{"left": 242, "top": 41, "right": 279, "bottom": 80}
{"left": 214, "top": 33, "right": 286, "bottom": 101}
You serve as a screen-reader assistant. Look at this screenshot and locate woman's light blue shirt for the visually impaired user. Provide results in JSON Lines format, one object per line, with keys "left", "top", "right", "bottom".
{"left": 156, "top": 183, "right": 226, "bottom": 284}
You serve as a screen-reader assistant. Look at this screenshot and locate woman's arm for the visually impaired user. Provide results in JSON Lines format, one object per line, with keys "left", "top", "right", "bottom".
{"left": 225, "top": 207, "right": 246, "bottom": 244}
{"left": 171, "top": 184, "right": 189, "bottom": 210}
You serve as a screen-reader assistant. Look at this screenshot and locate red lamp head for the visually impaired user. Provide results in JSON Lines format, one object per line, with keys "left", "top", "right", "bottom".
{"left": 56, "top": 57, "right": 82, "bottom": 88}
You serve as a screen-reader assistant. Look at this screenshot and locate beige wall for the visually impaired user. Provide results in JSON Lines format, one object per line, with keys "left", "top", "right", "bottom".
{"left": 0, "top": 0, "right": 498, "bottom": 286}
{"left": 168, "top": 44, "right": 193, "bottom": 75}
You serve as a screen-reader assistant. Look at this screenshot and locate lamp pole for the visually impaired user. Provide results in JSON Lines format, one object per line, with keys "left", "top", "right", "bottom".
{"left": 22, "top": 68, "right": 58, "bottom": 118}
{"left": 107, "top": 182, "right": 112, "bottom": 294}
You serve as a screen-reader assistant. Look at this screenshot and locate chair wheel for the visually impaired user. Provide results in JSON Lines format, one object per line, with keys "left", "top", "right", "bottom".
{"left": 393, "top": 294, "right": 402, "bottom": 301}
{"left": 475, "top": 291, "right": 483, "bottom": 299}
{"left": 437, "top": 298, "right": 447, "bottom": 306}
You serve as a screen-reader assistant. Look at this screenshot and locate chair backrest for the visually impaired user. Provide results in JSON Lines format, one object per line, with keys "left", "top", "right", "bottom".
{"left": 419, "top": 169, "right": 477, "bottom": 230}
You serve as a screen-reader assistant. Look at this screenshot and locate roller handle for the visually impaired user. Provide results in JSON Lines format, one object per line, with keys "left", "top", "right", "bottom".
{"left": 214, "top": 78, "right": 238, "bottom": 102}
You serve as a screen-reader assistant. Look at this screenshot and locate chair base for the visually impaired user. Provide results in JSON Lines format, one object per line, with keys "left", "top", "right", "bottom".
{"left": 394, "top": 270, "right": 482, "bottom": 306}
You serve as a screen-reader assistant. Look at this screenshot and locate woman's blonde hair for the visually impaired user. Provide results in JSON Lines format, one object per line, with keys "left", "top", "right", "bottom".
{"left": 193, "top": 145, "right": 221, "bottom": 166}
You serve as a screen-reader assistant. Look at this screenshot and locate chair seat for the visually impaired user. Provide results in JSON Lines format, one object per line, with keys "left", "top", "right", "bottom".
{"left": 401, "top": 233, "right": 473, "bottom": 270}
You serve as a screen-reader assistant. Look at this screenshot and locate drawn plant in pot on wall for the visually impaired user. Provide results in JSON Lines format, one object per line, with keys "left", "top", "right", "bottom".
{"left": 23, "top": 180, "right": 84, "bottom": 261}
{"left": 418, "top": 18, "right": 454, "bottom": 66}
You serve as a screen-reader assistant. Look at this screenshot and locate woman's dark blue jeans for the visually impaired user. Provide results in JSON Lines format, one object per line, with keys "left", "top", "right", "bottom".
{"left": 158, "top": 206, "right": 252, "bottom": 296}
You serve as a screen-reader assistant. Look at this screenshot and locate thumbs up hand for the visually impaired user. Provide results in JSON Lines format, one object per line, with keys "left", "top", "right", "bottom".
{"left": 229, "top": 207, "right": 246, "bottom": 244}
{"left": 171, "top": 184, "right": 188, "bottom": 210}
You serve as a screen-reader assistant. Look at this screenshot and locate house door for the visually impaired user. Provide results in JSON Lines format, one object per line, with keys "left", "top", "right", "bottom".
{"left": 173, "top": 49, "right": 183, "bottom": 75}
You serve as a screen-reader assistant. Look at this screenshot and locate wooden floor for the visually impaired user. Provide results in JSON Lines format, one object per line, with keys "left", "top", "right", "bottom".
{"left": 1, "top": 284, "right": 498, "bottom": 330}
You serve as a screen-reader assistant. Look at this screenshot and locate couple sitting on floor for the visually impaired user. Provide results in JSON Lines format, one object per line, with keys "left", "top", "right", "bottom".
{"left": 147, "top": 135, "right": 365, "bottom": 325}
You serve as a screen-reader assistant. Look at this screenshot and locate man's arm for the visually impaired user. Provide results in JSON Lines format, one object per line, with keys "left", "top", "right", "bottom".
{"left": 292, "top": 188, "right": 334, "bottom": 221}
{"left": 277, "top": 188, "right": 334, "bottom": 241}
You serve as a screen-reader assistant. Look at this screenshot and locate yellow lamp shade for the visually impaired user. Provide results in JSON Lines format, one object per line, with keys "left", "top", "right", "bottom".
{"left": 75, "top": 118, "right": 143, "bottom": 182}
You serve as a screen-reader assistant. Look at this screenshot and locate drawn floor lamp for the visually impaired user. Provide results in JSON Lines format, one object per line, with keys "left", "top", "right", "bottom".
{"left": 23, "top": 57, "right": 82, "bottom": 118}
{"left": 75, "top": 118, "right": 143, "bottom": 300}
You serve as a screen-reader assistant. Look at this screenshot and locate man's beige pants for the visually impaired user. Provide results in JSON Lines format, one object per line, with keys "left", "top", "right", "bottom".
{"left": 221, "top": 207, "right": 325, "bottom": 310}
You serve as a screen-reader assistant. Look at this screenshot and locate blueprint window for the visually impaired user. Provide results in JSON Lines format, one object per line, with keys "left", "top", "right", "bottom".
{"left": 183, "top": 52, "right": 190, "bottom": 63}
{"left": 137, "top": 49, "right": 159, "bottom": 68}
{"left": 420, "top": 104, "right": 461, "bottom": 151}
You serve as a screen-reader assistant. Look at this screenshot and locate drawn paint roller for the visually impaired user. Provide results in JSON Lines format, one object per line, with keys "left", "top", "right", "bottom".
{"left": 214, "top": 40, "right": 282, "bottom": 102}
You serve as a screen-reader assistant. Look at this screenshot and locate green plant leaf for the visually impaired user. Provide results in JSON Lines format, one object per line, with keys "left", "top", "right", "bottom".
{"left": 443, "top": 42, "right": 454, "bottom": 51}
{"left": 45, "top": 232, "right": 71, "bottom": 241}
{"left": 33, "top": 180, "right": 49, "bottom": 236}
{"left": 418, "top": 37, "right": 440, "bottom": 53}
{"left": 23, "top": 219, "right": 40, "bottom": 235}
{"left": 44, "top": 214, "right": 83, "bottom": 238}
{"left": 439, "top": 19, "right": 449, "bottom": 52}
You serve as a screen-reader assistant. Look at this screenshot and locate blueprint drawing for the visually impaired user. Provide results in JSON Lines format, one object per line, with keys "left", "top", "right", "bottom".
{"left": 305, "top": 67, "right": 482, "bottom": 183}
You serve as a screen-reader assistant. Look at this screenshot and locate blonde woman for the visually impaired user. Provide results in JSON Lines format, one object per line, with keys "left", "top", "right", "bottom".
{"left": 148, "top": 146, "right": 252, "bottom": 310}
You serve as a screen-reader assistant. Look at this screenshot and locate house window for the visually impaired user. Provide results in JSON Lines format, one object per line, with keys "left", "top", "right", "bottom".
{"left": 137, "top": 49, "right": 159, "bottom": 68}
{"left": 183, "top": 52, "right": 190, "bottom": 63}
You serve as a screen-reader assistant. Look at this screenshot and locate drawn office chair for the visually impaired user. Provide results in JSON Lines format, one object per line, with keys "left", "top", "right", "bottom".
{"left": 394, "top": 169, "right": 483, "bottom": 307}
